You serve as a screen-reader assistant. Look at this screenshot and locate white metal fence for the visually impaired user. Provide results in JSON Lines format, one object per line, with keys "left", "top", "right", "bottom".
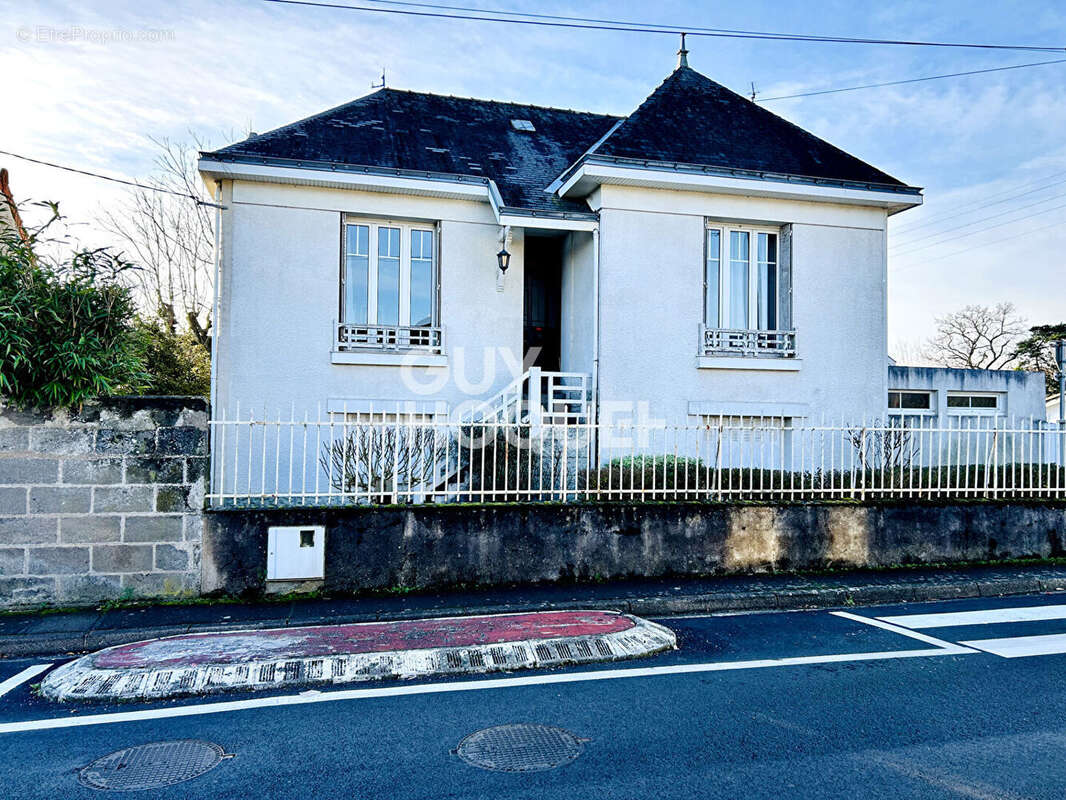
{"left": 208, "top": 412, "right": 1066, "bottom": 507}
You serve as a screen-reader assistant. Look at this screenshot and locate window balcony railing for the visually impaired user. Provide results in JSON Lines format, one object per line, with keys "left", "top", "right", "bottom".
{"left": 700, "top": 326, "right": 796, "bottom": 358}
{"left": 334, "top": 323, "right": 444, "bottom": 354}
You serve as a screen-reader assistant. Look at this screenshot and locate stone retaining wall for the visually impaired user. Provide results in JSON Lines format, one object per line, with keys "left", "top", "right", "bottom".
{"left": 0, "top": 398, "right": 207, "bottom": 608}
{"left": 203, "top": 501, "right": 1066, "bottom": 597}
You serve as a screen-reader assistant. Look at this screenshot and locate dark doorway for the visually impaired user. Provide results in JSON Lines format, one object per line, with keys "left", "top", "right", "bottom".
{"left": 523, "top": 234, "right": 563, "bottom": 371}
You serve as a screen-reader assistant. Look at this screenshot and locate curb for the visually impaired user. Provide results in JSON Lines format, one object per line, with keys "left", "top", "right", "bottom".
{"left": 41, "top": 612, "right": 677, "bottom": 701}
{"left": 4, "top": 573, "right": 1065, "bottom": 659}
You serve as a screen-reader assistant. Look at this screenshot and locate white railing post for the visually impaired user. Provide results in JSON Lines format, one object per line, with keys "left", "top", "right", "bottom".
{"left": 528, "top": 367, "right": 543, "bottom": 428}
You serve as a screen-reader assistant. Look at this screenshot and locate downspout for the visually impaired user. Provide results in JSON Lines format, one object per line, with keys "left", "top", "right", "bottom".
{"left": 592, "top": 223, "right": 601, "bottom": 467}
{"left": 209, "top": 180, "right": 223, "bottom": 425}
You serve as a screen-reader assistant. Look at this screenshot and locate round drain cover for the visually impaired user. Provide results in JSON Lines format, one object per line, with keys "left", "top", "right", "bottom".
{"left": 78, "top": 740, "right": 226, "bottom": 791}
{"left": 456, "top": 724, "right": 585, "bottom": 772}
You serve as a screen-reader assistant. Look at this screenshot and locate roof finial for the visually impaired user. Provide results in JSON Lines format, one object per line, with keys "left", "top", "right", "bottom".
{"left": 677, "top": 32, "right": 689, "bottom": 69}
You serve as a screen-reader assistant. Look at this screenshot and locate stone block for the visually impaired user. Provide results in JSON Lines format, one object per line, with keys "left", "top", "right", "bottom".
{"left": 27, "top": 546, "right": 90, "bottom": 575}
{"left": 0, "top": 516, "right": 57, "bottom": 545}
{"left": 57, "top": 573, "right": 122, "bottom": 603}
{"left": 120, "top": 571, "right": 191, "bottom": 598}
{"left": 157, "top": 426, "right": 207, "bottom": 456}
{"left": 124, "top": 515, "right": 183, "bottom": 542}
{"left": 155, "top": 544, "right": 189, "bottom": 571}
{"left": 185, "top": 457, "right": 210, "bottom": 483}
{"left": 29, "top": 487, "right": 91, "bottom": 514}
{"left": 60, "top": 516, "right": 122, "bottom": 543}
{"left": 0, "top": 548, "right": 25, "bottom": 575}
{"left": 0, "top": 427, "right": 29, "bottom": 451}
{"left": 29, "top": 427, "right": 94, "bottom": 455}
{"left": 93, "top": 486, "right": 154, "bottom": 513}
{"left": 61, "top": 458, "right": 123, "bottom": 485}
{"left": 0, "top": 577, "right": 55, "bottom": 604}
{"left": 0, "top": 457, "right": 59, "bottom": 484}
{"left": 125, "top": 456, "right": 184, "bottom": 484}
{"left": 91, "top": 543, "right": 153, "bottom": 573}
{"left": 156, "top": 486, "right": 193, "bottom": 513}
{"left": 183, "top": 514, "right": 204, "bottom": 542}
{"left": 0, "top": 487, "right": 27, "bottom": 514}
{"left": 94, "top": 429, "right": 155, "bottom": 455}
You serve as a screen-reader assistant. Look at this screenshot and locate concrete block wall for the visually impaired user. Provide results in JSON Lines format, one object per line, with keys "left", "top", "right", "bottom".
{"left": 0, "top": 397, "right": 207, "bottom": 608}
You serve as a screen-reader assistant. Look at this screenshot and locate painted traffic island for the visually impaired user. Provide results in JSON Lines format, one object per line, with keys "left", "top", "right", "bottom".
{"left": 42, "top": 610, "right": 676, "bottom": 701}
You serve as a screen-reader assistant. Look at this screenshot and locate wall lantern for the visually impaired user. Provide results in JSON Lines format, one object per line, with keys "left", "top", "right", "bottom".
{"left": 496, "top": 247, "right": 511, "bottom": 274}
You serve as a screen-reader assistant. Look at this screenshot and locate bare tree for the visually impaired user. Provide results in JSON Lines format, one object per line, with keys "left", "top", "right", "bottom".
{"left": 101, "top": 135, "right": 214, "bottom": 347}
{"left": 924, "top": 302, "right": 1027, "bottom": 370}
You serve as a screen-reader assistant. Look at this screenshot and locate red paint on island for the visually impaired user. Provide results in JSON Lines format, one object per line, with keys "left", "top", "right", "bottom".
{"left": 93, "top": 611, "right": 635, "bottom": 669}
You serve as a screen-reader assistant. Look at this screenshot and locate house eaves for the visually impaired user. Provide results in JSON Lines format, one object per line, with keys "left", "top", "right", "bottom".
{"left": 557, "top": 155, "right": 923, "bottom": 214}
{"left": 198, "top": 154, "right": 599, "bottom": 230}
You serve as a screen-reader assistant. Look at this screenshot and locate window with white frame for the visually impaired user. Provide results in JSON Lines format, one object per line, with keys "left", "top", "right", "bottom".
{"left": 888, "top": 390, "right": 934, "bottom": 413}
{"left": 705, "top": 224, "right": 785, "bottom": 331}
{"left": 703, "top": 223, "right": 793, "bottom": 358}
{"left": 946, "top": 393, "right": 1002, "bottom": 414}
{"left": 341, "top": 217, "right": 438, "bottom": 329}
{"left": 338, "top": 217, "right": 441, "bottom": 353}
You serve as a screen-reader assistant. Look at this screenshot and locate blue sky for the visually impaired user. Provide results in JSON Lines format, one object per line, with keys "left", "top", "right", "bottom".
{"left": 3, "top": 0, "right": 1064, "bottom": 354}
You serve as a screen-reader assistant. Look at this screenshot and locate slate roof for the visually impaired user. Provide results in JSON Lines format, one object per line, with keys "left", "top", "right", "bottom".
{"left": 206, "top": 89, "right": 620, "bottom": 214}
{"left": 204, "top": 66, "right": 913, "bottom": 214}
{"left": 592, "top": 66, "right": 907, "bottom": 188}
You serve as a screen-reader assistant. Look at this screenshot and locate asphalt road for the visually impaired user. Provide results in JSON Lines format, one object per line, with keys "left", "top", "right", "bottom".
{"left": 3, "top": 593, "right": 1066, "bottom": 798}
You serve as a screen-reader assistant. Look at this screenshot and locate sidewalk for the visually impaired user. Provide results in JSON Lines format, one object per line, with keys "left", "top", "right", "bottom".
{"left": 4, "top": 563, "right": 1066, "bottom": 658}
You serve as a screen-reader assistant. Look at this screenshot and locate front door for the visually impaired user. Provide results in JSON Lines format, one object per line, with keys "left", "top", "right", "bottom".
{"left": 523, "top": 235, "right": 562, "bottom": 371}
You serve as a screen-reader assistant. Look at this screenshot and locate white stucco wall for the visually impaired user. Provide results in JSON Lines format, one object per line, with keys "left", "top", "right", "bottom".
{"left": 214, "top": 180, "right": 526, "bottom": 420}
{"left": 591, "top": 185, "right": 889, "bottom": 425}
{"left": 559, "top": 231, "right": 595, "bottom": 377}
{"left": 889, "top": 365, "right": 1048, "bottom": 423}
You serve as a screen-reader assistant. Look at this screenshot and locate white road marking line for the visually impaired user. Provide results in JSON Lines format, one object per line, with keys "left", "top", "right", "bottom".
{"left": 877, "top": 605, "right": 1066, "bottom": 630}
{"left": 0, "top": 647, "right": 963, "bottom": 735}
{"left": 0, "top": 664, "right": 52, "bottom": 698}
{"left": 960, "top": 632, "right": 1066, "bottom": 658}
{"left": 830, "top": 611, "right": 978, "bottom": 652}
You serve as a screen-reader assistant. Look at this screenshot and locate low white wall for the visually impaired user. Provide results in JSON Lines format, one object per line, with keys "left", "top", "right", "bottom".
{"left": 888, "top": 365, "right": 1048, "bottom": 422}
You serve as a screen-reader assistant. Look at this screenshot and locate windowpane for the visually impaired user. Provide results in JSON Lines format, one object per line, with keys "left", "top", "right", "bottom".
{"left": 729, "top": 230, "right": 749, "bottom": 328}
{"left": 343, "top": 224, "right": 369, "bottom": 324}
{"left": 971, "top": 395, "right": 998, "bottom": 409}
{"left": 705, "top": 229, "right": 720, "bottom": 327}
{"left": 410, "top": 229, "right": 434, "bottom": 327}
{"left": 946, "top": 395, "right": 968, "bottom": 408}
{"left": 377, "top": 226, "right": 400, "bottom": 326}
{"left": 888, "top": 392, "right": 901, "bottom": 409}
{"left": 757, "top": 232, "right": 777, "bottom": 330}
{"left": 900, "top": 392, "right": 931, "bottom": 410}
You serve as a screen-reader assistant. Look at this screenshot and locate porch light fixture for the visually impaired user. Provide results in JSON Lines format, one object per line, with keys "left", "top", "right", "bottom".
{"left": 496, "top": 247, "right": 511, "bottom": 274}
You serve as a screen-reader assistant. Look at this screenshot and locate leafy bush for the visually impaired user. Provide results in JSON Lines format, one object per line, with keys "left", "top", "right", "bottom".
{"left": 0, "top": 208, "right": 148, "bottom": 408}
{"left": 134, "top": 318, "right": 210, "bottom": 396}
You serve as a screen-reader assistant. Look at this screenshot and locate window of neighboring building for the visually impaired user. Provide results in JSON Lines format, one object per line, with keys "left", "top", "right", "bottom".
{"left": 341, "top": 218, "right": 437, "bottom": 328}
{"left": 946, "top": 393, "right": 1001, "bottom": 414}
{"left": 705, "top": 223, "right": 783, "bottom": 332}
{"left": 888, "top": 390, "right": 934, "bottom": 412}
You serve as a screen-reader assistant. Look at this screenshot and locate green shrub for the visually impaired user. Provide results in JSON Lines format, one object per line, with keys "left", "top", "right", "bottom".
{"left": 0, "top": 209, "right": 148, "bottom": 408}
{"left": 134, "top": 318, "right": 210, "bottom": 396}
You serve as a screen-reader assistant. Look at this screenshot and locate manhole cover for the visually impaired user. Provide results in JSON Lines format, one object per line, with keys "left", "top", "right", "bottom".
{"left": 78, "top": 740, "right": 227, "bottom": 791}
{"left": 455, "top": 724, "right": 586, "bottom": 772}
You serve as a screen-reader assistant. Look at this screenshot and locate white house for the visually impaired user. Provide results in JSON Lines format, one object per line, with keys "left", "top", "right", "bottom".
{"left": 199, "top": 51, "right": 1049, "bottom": 500}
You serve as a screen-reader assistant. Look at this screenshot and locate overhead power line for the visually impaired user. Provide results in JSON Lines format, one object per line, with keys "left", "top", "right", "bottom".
{"left": 893, "top": 217, "right": 1062, "bottom": 271}
{"left": 892, "top": 198, "right": 1066, "bottom": 259}
{"left": 891, "top": 191, "right": 1066, "bottom": 254}
{"left": 261, "top": 0, "right": 1066, "bottom": 52}
{"left": 0, "top": 149, "right": 222, "bottom": 208}
{"left": 893, "top": 170, "right": 1066, "bottom": 234}
{"left": 758, "top": 58, "right": 1066, "bottom": 101}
